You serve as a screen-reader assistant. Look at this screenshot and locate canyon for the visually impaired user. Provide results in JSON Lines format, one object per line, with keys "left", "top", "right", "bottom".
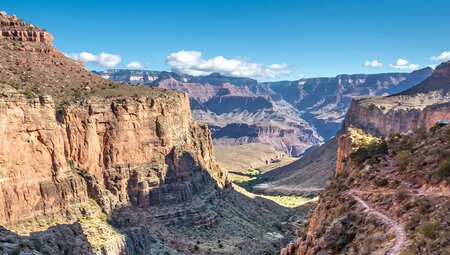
{"left": 280, "top": 62, "right": 450, "bottom": 254}
{"left": 1, "top": 8, "right": 450, "bottom": 255}
{"left": 0, "top": 12, "right": 308, "bottom": 255}
{"left": 96, "top": 67, "right": 431, "bottom": 161}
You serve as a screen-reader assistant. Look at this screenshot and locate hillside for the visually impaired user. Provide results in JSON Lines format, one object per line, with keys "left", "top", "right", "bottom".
{"left": 253, "top": 138, "right": 337, "bottom": 197}
{"left": 282, "top": 127, "right": 450, "bottom": 254}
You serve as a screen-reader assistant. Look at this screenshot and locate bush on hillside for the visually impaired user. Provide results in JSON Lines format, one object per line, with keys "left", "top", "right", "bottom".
{"left": 350, "top": 140, "right": 388, "bottom": 165}
{"left": 437, "top": 159, "right": 450, "bottom": 177}
{"left": 417, "top": 221, "right": 440, "bottom": 239}
{"left": 374, "top": 178, "right": 388, "bottom": 187}
{"left": 395, "top": 150, "right": 411, "bottom": 171}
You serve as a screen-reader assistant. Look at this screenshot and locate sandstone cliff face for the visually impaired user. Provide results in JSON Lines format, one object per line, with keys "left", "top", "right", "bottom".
{"left": 335, "top": 132, "right": 353, "bottom": 176}
{"left": 343, "top": 63, "right": 450, "bottom": 136}
{"left": 0, "top": 86, "right": 227, "bottom": 227}
{"left": 344, "top": 93, "right": 450, "bottom": 136}
{"left": 0, "top": 11, "right": 53, "bottom": 45}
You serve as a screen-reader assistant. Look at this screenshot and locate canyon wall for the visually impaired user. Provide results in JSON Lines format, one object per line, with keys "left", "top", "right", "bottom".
{"left": 0, "top": 88, "right": 227, "bottom": 227}
{"left": 343, "top": 95, "right": 450, "bottom": 137}
{"left": 343, "top": 62, "right": 450, "bottom": 137}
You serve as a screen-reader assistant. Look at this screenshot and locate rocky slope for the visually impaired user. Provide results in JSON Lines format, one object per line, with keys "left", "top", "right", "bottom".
{"left": 281, "top": 128, "right": 450, "bottom": 255}
{"left": 343, "top": 61, "right": 450, "bottom": 136}
{"left": 253, "top": 138, "right": 337, "bottom": 197}
{"left": 0, "top": 12, "right": 302, "bottom": 255}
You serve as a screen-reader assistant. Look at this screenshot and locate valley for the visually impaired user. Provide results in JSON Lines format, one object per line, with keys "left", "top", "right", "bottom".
{"left": 1, "top": 4, "right": 450, "bottom": 255}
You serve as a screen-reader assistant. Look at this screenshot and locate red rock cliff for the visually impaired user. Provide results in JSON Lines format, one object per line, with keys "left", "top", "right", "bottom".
{"left": 343, "top": 62, "right": 450, "bottom": 136}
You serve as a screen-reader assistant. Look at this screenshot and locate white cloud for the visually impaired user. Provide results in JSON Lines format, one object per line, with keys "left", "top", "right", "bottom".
{"left": 166, "top": 50, "right": 291, "bottom": 79}
{"left": 364, "top": 60, "right": 383, "bottom": 68}
{"left": 430, "top": 51, "right": 450, "bottom": 61}
{"left": 126, "top": 61, "right": 145, "bottom": 69}
{"left": 389, "top": 58, "right": 419, "bottom": 70}
{"left": 67, "top": 52, "right": 121, "bottom": 68}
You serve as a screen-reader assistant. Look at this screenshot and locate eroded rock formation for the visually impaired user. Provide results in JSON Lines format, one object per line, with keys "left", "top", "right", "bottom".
{"left": 343, "top": 62, "right": 450, "bottom": 136}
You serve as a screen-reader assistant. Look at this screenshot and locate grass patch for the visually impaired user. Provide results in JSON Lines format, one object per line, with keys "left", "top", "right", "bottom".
{"left": 416, "top": 221, "right": 440, "bottom": 239}
{"left": 258, "top": 195, "right": 318, "bottom": 208}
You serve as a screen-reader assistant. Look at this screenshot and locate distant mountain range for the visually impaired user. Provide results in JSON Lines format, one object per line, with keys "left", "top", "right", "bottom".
{"left": 94, "top": 67, "right": 432, "bottom": 156}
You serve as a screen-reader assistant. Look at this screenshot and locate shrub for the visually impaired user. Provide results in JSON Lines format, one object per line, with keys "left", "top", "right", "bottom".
{"left": 350, "top": 139, "right": 388, "bottom": 165}
{"left": 395, "top": 150, "right": 411, "bottom": 171}
{"left": 247, "top": 169, "right": 261, "bottom": 176}
{"left": 388, "top": 132, "right": 401, "bottom": 140}
{"left": 415, "top": 127, "right": 427, "bottom": 139}
{"left": 374, "top": 178, "right": 388, "bottom": 187}
{"left": 23, "top": 87, "right": 34, "bottom": 99}
{"left": 11, "top": 247, "right": 21, "bottom": 255}
{"left": 395, "top": 189, "right": 409, "bottom": 201}
{"left": 417, "top": 221, "right": 440, "bottom": 239}
{"left": 437, "top": 159, "right": 450, "bottom": 177}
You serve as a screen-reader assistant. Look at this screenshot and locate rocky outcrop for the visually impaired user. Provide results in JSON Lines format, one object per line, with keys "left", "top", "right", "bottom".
{"left": 335, "top": 133, "right": 353, "bottom": 176}
{"left": 0, "top": 11, "right": 232, "bottom": 255}
{"left": 343, "top": 62, "right": 450, "bottom": 136}
{"left": 0, "top": 11, "right": 53, "bottom": 45}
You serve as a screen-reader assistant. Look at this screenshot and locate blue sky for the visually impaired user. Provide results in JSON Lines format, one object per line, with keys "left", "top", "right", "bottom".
{"left": 3, "top": 0, "right": 450, "bottom": 80}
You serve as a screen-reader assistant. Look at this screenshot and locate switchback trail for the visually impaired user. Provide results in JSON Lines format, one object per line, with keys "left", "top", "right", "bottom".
{"left": 348, "top": 190, "right": 407, "bottom": 255}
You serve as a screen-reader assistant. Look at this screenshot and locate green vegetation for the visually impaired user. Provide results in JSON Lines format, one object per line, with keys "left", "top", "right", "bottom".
{"left": 437, "top": 159, "right": 450, "bottom": 177}
{"left": 258, "top": 195, "right": 318, "bottom": 208}
{"left": 233, "top": 175, "right": 270, "bottom": 192}
{"left": 417, "top": 221, "right": 440, "bottom": 239}
{"left": 233, "top": 178, "right": 317, "bottom": 208}
{"left": 395, "top": 189, "right": 409, "bottom": 201}
{"left": 396, "top": 150, "right": 411, "bottom": 171}
{"left": 374, "top": 178, "right": 388, "bottom": 187}
{"left": 350, "top": 129, "right": 388, "bottom": 165}
{"left": 247, "top": 169, "right": 261, "bottom": 176}
{"left": 23, "top": 87, "right": 34, "bottom": 99}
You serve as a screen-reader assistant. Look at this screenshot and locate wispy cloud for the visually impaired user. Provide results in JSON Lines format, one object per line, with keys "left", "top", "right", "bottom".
{"left": 166, "top": 50, "right": 291, "bottom": 79}
{"left": 363, "top": 60, "right": 383, "bottom": 68}
{"left": 126, "top": 61, "right": 145, "bottom": 69}
{"left": 67, "top": 52, "right": 121, "bottom": 68}
{"left": 389, "top": 58, "right": 419, "bottom": 70}
{"left": 430, "top": 51, "right": 450, "bottom": 61}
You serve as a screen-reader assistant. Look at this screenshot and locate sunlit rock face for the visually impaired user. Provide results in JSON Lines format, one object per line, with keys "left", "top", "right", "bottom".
{"left": 343, "top": 62, "right": 450, "bottom": 136}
